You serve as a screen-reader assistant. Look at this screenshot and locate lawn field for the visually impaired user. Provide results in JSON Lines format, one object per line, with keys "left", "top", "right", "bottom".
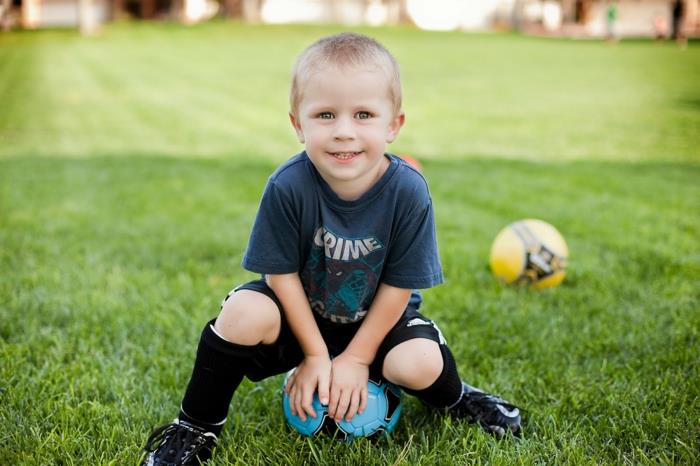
{"left": 1, "top": 22, "right": 699, "bottom": 465}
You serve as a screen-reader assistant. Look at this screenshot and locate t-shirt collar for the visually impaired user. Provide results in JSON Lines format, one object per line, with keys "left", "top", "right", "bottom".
{"left": 303, "top": 151, "right": 399, "bottom": 212}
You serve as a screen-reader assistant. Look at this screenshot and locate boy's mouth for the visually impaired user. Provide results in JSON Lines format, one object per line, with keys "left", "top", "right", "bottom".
{"left": 329, "top": 151, "right": 362, "bottom": 160}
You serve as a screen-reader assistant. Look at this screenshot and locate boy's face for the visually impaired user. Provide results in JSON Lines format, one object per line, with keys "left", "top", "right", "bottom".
{"left": 290, "top": 64, "right": 404, "bottom": 196}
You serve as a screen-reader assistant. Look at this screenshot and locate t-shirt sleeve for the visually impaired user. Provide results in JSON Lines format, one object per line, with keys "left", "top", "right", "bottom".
{"left": 381, "top": 195, "right": 444, "bottom": 289}
{"left": 241, "top": 180, "right": 301, "bottom": 274}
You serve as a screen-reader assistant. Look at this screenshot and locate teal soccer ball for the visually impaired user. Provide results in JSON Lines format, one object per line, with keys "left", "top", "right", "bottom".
{"left": 282, "top": 371, "right": 402, "bottom": 440}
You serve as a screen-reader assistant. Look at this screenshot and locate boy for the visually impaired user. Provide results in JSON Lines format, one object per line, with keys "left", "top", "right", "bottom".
{"left": 142, "top": 32, "right": 521, "bottom": 466}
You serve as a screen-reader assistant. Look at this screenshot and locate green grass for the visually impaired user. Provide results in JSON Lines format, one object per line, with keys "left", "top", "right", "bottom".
{"left": 1, "top": 22, "right": 699, "bottom": 465}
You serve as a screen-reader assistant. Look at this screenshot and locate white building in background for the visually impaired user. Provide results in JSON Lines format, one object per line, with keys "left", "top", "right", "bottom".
{"left": 580, "top": 0, "right": 693, "bottom": 38}
{"left": 405, "top": 0, "right": 507, "bottom": 31}
{"left": 20, "top": 0, "right": 109, "bottom": 28}
{"left": 259, "top": 0, "right": 403, "bottom": 26}
{"left": 3, "top": 0, "right": 699, "bottom": 38}
{"left": 257, "top": 0, "right": 698, "bottom": 38}
{"left": 258, "top": 0, "right": 506, "bottom": 30}
{"left": 15, "top": 0, "right": 218, "bottom": 30}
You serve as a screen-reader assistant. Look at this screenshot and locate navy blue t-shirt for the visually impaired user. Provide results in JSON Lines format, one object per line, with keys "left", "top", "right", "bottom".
{"left": 242, "top": 152, "right": 443, "bottom": 324}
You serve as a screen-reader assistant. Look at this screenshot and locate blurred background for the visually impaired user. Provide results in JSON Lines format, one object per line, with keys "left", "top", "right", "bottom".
{"left": 2, "top": 0, "right": 699, "bottom": 40}
{"left": 1, "top": 1, "right": 698, "bottom": 464}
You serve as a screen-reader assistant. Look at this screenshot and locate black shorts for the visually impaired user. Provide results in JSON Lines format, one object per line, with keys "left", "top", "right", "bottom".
{"left": 223, "top": 279, "right": 446, "bottom": 382}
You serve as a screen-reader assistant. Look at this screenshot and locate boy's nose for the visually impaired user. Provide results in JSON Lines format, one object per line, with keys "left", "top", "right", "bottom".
{"left": 332, "top": 116, "right": 355, "bottom": 140}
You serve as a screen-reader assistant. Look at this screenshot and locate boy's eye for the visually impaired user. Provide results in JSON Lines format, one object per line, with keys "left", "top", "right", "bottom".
{"left": 318, "top": 112, "right": 334, "bottom": 119}
{"left": 355, "top": 111, "right": 371, "bottom": 119}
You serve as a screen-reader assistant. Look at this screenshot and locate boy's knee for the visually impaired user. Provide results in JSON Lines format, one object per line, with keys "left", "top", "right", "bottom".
{"left": 214, "top": 290, "right": 281, "bottom": 345}
{"left": 382, "top": 338, "right": 443, "bottom": 390}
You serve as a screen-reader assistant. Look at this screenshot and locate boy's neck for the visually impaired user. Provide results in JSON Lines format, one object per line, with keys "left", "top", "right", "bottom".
{"left": 321, "top": 155, "right": 391, "bottom": 202}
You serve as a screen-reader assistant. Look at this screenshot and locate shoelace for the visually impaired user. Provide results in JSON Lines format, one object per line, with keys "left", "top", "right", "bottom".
{"left": 143, "top": 423, "right": 208, "bottom": 462}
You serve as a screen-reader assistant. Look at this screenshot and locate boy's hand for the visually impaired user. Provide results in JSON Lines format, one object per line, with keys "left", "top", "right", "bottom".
{"left": 328, "top": 353, "right": 369, "bottom": 422}
{"left": 285, "top": 355, "right": 331, "bottom": 422}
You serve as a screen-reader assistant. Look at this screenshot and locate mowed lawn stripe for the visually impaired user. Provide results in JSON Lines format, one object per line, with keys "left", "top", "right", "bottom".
{"left": 0, "top": 23, "right": 698, "bottom": 465}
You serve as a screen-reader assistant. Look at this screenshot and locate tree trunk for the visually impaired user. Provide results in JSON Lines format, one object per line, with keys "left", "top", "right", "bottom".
{"left": 224, "top": 0, "right": 242, "bottom": 17}
{"left": 1, "top": 0, "right": 12, "bottom": 31}
{"left": 142, "top": 0, "right": 156, "bottom": 19}
{"left": 112, "top": 0, "right": 125, "bottom": 20}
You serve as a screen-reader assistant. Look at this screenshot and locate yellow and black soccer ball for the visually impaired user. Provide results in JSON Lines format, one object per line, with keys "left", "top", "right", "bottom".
{"left": 489, "top": 219, "right": 569, "bottom": 289}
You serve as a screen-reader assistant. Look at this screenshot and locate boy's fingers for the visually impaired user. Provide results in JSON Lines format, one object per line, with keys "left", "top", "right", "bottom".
{"left": 293, "top": 389, "right": 306, "bottom": 421}
{"left": 334, "top": 391, "right": 350, "bottom": 421}
{"left": 318, "top": 373, "right": 330, "bottom": 406}
{"left": 345, "top": 390, "right": 360, "bottom": 421}
{"left": 301, "top": 385, "right": 316, "bottom": 419}
{"left": 293, "top": 390, "right": 306, "bottom": 421}
{"left": 328, "top": 385, "right": 340, "bottom": 418}
{"left": 358, "top": 386, "right": 368, "bottom": 414}
{"left": 292, "top": 390, "right": 300, "bottom": 419}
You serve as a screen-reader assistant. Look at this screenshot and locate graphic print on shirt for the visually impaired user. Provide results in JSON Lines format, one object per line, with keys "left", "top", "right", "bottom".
{"left": 301, "top": 226, "right": 385, "bottom": 323}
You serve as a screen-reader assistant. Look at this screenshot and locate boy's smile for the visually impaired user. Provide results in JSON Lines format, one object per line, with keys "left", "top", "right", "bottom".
{"left": 328, "top": 151, "right": 362, "bottom": 161}
{"left": 290, "top": 64, "right": 404, "bottom": 201}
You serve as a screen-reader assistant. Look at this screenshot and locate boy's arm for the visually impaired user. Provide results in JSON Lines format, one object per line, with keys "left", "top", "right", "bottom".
{"left": 266, "top": 273, "right": 331, "bottom": 421}
{"left": 328, "top": 283, "right": 412, "bottom": 421}
{"left": 343, "top": 283, "right": 412, "bottom": 364}
{"left": 266, "top": 273, "right": 327, "bottom": 357}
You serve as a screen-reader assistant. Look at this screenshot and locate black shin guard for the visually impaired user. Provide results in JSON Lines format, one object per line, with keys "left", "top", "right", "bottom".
{"left": 401, "top": 344, "right": 463, "bottom": 409}
{"left": 179, "top": 319, "right": 259, "bottom": 433}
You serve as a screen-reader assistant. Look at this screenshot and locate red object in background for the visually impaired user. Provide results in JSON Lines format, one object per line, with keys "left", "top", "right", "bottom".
{"left": 399, "top": 154, "right": 423, "bottom": 172}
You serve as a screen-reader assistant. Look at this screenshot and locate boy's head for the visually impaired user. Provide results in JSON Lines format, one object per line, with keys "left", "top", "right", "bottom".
{"left": 290, "top": 32, "right": 402, "bottom": 118}
{"left": 288, "top": 33, "right": 406, "bottom": 199}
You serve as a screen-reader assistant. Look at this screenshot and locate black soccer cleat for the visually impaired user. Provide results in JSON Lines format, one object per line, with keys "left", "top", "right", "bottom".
{"left": 451, "top": 382, "right": 522, "bottom": 438}
{"left": 142, "top": 420, "right": 217, "bottom": 466}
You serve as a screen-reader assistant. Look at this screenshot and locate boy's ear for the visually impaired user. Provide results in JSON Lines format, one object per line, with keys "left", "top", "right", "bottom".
{"left": 289, "top": 112, "right": 305, "bottom": 143}
{"left": 386, "top": 111, "right": 405, "bottom": 143}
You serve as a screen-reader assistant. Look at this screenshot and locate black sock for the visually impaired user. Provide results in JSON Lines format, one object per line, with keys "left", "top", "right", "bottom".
{"left": 179, "top": 319, "right": 259, "bottom": 434}
{"left": 401, "top": 344, "right": 463, "bottom": 409}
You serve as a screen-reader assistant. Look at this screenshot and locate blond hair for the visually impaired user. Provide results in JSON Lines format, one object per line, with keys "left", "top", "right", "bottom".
{"left": 290, "top": 32, "right": 402, "bottom": 116}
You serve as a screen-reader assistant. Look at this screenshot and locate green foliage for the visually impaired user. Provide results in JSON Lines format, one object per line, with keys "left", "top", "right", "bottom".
{"left": 0, "top": 23, "right": 698, "bottom": 465}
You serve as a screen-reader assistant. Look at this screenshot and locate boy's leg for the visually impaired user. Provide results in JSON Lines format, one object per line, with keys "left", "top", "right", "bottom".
{"left": 179, "top": 284, "right": 286, "bottom": 431}
{"left": 142, "top": 279, "right": 304, "bottom": 466}
{"left": 374, "top": 308, "right": 521, "bottom": 437}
